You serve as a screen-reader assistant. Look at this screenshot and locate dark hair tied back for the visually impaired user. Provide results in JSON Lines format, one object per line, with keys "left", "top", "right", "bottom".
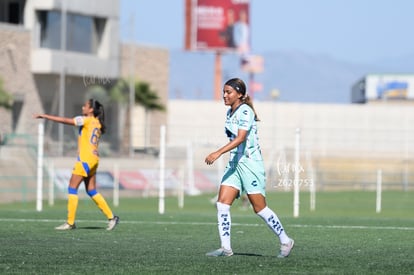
{"left": 89, "top": 98, "right": 106, "bottom": 134}
{"left": 225, "top": 78, "right": 246, "bottom": 97}
{"left": 224, "top": 78, "right": 260, "bottom": 121}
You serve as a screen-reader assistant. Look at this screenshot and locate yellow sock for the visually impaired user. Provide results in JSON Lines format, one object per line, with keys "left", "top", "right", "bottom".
{"left": 67, "top": 194, "right": 78, "bottom": 225}
{"left": 91, "top": 193, "right": 113, "bottom": 219}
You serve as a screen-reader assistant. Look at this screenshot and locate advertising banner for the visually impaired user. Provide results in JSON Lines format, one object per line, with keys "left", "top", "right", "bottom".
{"left": 365, "top": 75, "right": 414, "bottom": 100}
{"left": 185, "top": 0, "right": 250, "bottom": 54}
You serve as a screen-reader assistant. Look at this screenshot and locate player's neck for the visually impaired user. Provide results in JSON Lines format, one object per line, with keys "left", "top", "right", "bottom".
{"left": 230, "top": 102, "right": 243, "bottom": 115}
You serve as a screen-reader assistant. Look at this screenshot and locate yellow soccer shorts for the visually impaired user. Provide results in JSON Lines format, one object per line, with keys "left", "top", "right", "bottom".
{"left": 72, "top": 158, "right": 99, "bottom": 177}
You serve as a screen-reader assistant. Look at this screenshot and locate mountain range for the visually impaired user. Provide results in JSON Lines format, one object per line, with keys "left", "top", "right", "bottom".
{"left": 169, "top": 49, "right": 414, "bottom": 103}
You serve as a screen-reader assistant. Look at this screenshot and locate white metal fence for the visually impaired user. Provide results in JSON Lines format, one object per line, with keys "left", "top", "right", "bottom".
{"left": 2, "top": 101, "right": 414, "bottom": 205}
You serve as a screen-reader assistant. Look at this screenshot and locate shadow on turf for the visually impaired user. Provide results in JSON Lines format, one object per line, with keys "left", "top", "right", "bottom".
{"left": 233, "top": 252, "right": 264, "bottom": 257}
{"left": 77, "top": 226, "right": 106, "bottom": 230}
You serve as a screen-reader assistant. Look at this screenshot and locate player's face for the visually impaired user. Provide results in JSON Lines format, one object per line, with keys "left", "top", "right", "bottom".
{"left": 82, "top": 101, "right": 94, "bottom": 116}
{"left": 223, "top": 85, "right": 242, "bottom": 107}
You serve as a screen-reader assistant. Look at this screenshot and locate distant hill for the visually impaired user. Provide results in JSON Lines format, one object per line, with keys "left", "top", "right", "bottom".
{"left": 169, "top": 49, "right": 414, "bottom": 103}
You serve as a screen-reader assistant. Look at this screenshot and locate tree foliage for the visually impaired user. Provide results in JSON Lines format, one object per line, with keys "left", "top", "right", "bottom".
{"left": 0, "top": 78, "right": 12, "bottom": 109}
{"left": 85, "top": 85, "right": 110, "bottom": 105}
{"left": 109, "top": 78, "right": 166, "bottom": 112}
{"left": 109, "top": 78, "right": 129, "bottom": 104}
{"left": 134, "top": 81, "right": 165, "bottom": 111}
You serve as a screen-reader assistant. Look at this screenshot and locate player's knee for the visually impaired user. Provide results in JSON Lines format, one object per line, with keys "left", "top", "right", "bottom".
{"left": 87, "top": 189, "right": 98, "bottom": 197}
{"left": 253, "top": 204, "right": 266, "bottom": 214}
{"left": 216, "top": 202, "right": 231, "bottom": 211}
{"left": 68, "top": 187, "right": 78, "bottom": 195}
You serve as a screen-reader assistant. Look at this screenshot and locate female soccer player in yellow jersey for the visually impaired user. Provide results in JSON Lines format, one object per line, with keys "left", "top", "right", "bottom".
{"left": 34, "top": 99, "right": 119, "bottom": 230}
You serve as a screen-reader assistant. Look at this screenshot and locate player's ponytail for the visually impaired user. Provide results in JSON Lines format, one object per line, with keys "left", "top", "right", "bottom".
{"left": 225, "top": 78, "right": 260, "bottom": 121}
{"left": 243, "top": 95, "right": 259, "bottom": 121}
{"left": 90, "top": 98, "right": 106, "bottom": 134}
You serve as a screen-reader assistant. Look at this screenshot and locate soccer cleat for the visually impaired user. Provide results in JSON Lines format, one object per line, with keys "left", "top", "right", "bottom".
{"left": 206, "top": 247, "right": 234, "bottom": 257}
{"left": 278, "top": 238, "right": 294, "bottom": 258}
{"left": 107, "top": 215, "right": 120, "bottom": 231}
{"left": 55, "top": 222, "right": 76, "bottom": 230}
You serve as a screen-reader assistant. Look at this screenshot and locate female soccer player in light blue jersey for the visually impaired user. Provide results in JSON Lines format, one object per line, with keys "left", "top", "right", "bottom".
{"left": 205, "top": 78, "right": 294, "bottom": 258}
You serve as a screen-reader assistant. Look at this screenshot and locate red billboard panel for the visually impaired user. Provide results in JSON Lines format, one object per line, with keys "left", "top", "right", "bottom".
{"left": 185, "top": 0, "right": 250, "bottom": 54}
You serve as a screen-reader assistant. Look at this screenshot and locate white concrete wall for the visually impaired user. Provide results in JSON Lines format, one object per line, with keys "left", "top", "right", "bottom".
{"left": 167, "top": 100, "right": 414, "bottom": 159}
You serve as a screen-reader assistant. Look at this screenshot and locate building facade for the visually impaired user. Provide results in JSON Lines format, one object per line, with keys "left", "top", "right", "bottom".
{"left": 0, "top": 0, "right": 169, "bottom": 155}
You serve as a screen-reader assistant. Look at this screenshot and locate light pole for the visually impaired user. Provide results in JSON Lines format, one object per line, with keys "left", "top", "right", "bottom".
{"left": 58, "top": 0, "right": 67, "bottom": 156}
{"left": 128, "top": 14, "right": 135, "bottom": 157}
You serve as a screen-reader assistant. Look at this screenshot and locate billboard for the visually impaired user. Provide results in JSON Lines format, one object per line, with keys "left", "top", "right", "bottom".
{"left": 366, "top": 75, "right": 414, "bottom": 100}
{"left": 185, "top": 0, "right": 250, "bottom": 54}
{"left": 352, "top": 74, "right": 414, "bottom": 103}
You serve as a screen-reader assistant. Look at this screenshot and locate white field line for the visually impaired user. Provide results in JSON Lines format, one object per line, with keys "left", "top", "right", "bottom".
{"left": 0, "top": 218, "right": 414, "bottom": 231}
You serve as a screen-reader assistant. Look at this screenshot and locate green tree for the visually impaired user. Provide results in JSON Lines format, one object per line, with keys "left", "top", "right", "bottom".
{"left": 109, "top": 78, "right": 166, "bottom": 151}
{"left": 134, "top": 81, "right": 165, "bottom": 148}
{"left": 134, "top": 81, "right": 165, "bottom": 111}
{"left": 109, "top": 78, "right": 129, "bottom": 104}
{"left": 108, "top": 78, "right": 166, "bottom": 110}
{"left": 0, "top": 78, "right": 12, "bottom": 109}
{"left": 85, "top": 85, "right": 110, "bottom": 105}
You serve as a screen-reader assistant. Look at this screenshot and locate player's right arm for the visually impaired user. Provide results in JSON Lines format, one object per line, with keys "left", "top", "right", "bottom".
{"left": 205, "top": 128, "right": 248, "bottom": 165}
{"left": 33, "top": 114, "right": 75, "bottom": 125}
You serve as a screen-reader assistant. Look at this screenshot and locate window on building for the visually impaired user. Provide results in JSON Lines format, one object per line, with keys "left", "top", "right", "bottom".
{"left": 37, "top": 10, "right": 106, "bottom": 54}
{"left": 38, "top": 10, "right": 61, "bottom": 50}
{"left": 0, "top": 0, "right": 25, "bottom": 24}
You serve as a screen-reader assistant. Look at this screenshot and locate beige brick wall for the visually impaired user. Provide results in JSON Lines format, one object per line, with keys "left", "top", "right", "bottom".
{"left": 0, "top": 23, "right": 43, "bottom": 137}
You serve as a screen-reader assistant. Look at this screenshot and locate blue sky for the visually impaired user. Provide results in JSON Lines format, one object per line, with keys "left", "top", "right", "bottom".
{"left": 120, "top": 0, "right": 414, "bottom": 64}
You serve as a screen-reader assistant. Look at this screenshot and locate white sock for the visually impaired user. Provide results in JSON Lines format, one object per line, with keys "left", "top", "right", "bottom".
{"left": 216, "top": 202, "right": 231, "bottom": 251}
{"left": 257, "top": 206, "right": 290, "bottom": 244}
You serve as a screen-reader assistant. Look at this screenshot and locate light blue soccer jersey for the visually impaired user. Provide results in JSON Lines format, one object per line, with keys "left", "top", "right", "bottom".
{"left": 225, "top": 103, "right": 263, "bottom": 162}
